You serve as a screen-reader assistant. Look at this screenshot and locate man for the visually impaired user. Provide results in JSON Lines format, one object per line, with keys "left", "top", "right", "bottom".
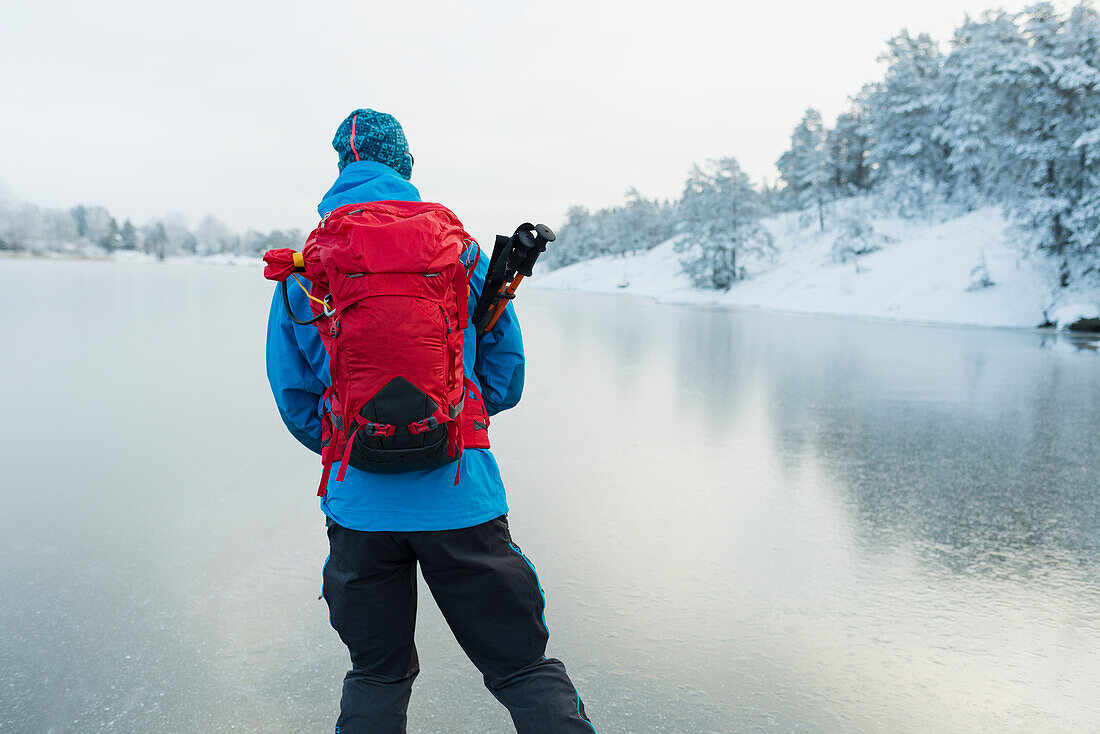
{"left": 265, "top": 108, "right": 596, "bottom": 734}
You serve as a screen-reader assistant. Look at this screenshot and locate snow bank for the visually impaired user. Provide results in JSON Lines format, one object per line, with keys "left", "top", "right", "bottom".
{"left": 537, "top": 205, "right": 1097, "bottom": 331}
{"left": 1049, "top": 302, "right": 1100, "bottom": 331}
{"left": 113, "top": 250, "right": 159, "bottom": 264}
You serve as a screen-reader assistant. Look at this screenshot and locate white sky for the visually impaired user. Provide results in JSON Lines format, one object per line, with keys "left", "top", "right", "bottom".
{"left": 0, "top": 0, "right": 1039, "bottom": 243}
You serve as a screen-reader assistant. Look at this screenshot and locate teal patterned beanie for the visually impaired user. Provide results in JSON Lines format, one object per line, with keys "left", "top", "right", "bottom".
{"left": 332, "top": 109, "right": 413, "bottom": 179}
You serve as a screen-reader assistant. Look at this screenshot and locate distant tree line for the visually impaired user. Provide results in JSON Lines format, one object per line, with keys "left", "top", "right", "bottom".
{"left": 0, "top": 196, "right": 303, "bottom": 260}
{"left": 542, "top": 189, "right": 678, "bottom": 269}
{"left": 549, "top": 2, "right": 1100, "bottom": 291}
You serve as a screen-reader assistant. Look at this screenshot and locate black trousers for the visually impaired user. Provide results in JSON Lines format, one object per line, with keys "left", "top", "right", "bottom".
{"left": 322, "top": 515, "right": 595, "bottom": 734}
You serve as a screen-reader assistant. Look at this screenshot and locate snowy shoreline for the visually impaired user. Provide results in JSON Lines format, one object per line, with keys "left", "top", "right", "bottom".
{"left": 5, "top": 208, "right": 1099, "bottom": 335}
{"left": 534, "top": 206, "right": 1100, "bottom": 334}
{"left": 0, "top": 250, "right": 263, "bottom": 267}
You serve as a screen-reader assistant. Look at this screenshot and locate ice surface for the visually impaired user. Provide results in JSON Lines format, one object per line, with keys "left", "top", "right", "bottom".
{"left": 1, "top": 260, "right": 1098, "bottom": 733}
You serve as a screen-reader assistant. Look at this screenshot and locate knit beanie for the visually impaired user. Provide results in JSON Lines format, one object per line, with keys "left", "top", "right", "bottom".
{"left": 332, "top": 109, "right": 413, "bottom": 179}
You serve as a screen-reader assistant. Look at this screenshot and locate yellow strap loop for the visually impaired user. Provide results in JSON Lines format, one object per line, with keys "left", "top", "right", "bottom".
{"left": 292, "top": 273, "right": 328, "bottom": 309}
{"left": 292, "top": 251, "right": 305, "bottom": 270}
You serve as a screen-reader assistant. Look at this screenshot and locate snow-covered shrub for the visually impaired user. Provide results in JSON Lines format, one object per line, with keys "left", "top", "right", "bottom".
{"left": 676, "top": 157, "right": 774, "bottom": 289}
{"left": 831, "top": 215, "right": 893, "bottom": 263}
{"left": 967, "top": 253, "right": 996, "bottom": 291}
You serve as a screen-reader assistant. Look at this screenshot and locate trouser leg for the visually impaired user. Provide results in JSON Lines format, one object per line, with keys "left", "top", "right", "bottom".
{"left": 413, "top": 515, "right": 596, "bottom": 733}
{"left": 323, "top": 520, "right": 419, "bottom": 734}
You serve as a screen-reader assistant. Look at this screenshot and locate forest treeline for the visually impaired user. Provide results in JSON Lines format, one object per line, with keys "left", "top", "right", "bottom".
{"left": 0, "top": 196, "right": 302, "bottom": 260}
{"left": 544, "top": 2, "right": 1100, "bottom": 291}
{"left": 3, "top": 3, "right": 1099, "bottom": 294}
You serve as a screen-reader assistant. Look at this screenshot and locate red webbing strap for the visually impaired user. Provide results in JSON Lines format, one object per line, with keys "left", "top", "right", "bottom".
{"left": 458, "top": 377, "right": 490, "bottom": 451}
{"left": 318, "top": 447, "right": 335, "bottom": 497}
{"left": 317, "top": 389, "right": 337, "bottom": 497}
{"left": 454, "top": 261, "right": 470, "bottom": 330}
{"left": 462, "top": 376, "right": 487, "bottom": 420}
{"left": 335, "top": 424, "right": 361, "bottom": 484}
{"left": 452, "top": 377, "right": 472, "bottom": 484}
{"left": 334, "top": 415, "right": 399, "bottom": 482}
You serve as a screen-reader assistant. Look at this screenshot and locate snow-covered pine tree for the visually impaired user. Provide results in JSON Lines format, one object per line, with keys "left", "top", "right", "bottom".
{"left": 759, "top": 179, "right": 783, "bottom": 215}
{"left": 70, "top": 205, "right": 88, "bottom": 240}
{"left": 1001, "top": 2, "right": 1100, "bottom": 286}
{"left": 620, "top": 188, "right": 676, "bottom": 256}
{"left": 937, "top": 10, "right": 1028, "bottom": 208}
{"left": 158, "top": 213, "right": 197, "bottom": 256}
{"left": 197, "top": 215, "right": 232, "bottom": 256}
{"left": 866, "top": 30, "right": 949, "bottom": 215}
{"left": 777, "top": 108, "right": 832, "bottom": 231}
{"left": 43, "top": 207, "right": 77, "bottom": 252}
{"left": 80, "top": 207, "right": 119, "bottom": 252}
{"left": 826, "top": 89, "right": 873, "bottom": 195}
{"left": 542, "top": 206, "right": 593, "bottom": 269}
{"left": 142, "top": 222, "right": 168, "bottom": 260}
{"left": 119, "top": 220, "right": 140, "bottom": 251}
{"left": 1061, "top": 3, "right": 1100, "bottom": 283}
{"left": 98, "top": 216, "right": 120, "bottom": 252}
{"left": 543, "top": 189, "right": 676, "bottom": 270}
{"left": 585, "top": 206, "right": 616, "bottom": 259}
{"left": 676, "top": 157, "right": 774, "bottom": 289}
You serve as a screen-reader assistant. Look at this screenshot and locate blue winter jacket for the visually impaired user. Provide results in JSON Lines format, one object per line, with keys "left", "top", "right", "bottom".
{"left": 265, "top": 161, "right": 524, "bottom": 531}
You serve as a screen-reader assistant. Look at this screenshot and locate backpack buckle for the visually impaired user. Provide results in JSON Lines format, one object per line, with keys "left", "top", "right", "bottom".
{"left": 362, "top": 422, "right": 395, "bottom": 437}
{"left": 408, "top": 416, "right": 440, "bottom": 434}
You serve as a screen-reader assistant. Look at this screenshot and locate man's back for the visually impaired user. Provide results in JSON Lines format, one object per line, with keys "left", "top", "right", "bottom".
{"left": 265, "top": 160, "right": 525, "bottom": 531}
{"left": 263, "top": 108, "right": 595, "bottom": 733}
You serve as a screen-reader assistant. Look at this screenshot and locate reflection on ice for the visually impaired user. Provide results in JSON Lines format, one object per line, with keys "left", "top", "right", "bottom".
{"left": 1040, "top": 331, "right": 1100, "bottom": 353}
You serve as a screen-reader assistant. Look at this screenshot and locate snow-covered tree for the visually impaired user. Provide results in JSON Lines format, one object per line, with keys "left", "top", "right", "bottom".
{"left": 70, "top": 205, "right": 88, "bottom": 239}
{"left": 196, "top": 215, "right": 233, "bottom": 255}
{"left": 0, "top": 202, "right": 45, "bottom": 252}
{"left": 998, "top": 3, "right": 1100, "bottom": 285}
{"left": 831, "top": 214, "right": 893, "bottom": 264}
{"left": 543, "top": 190, "right": 675, "bottom": 270}
{"left": 826, "top": 92, "right": 873, "bottom": 195}
{"left": 867, "top": 30, "right": 949, "bottom": 214}
{"left": 542, "top": 206, "right": 593, "bottom": 269}
{"left": 937, "top": 11, "right": 1027, "bottom": 207}
{"left": 84, "top": 207, "right": 120, "bottom": 251}
{"left": 142, "top": 222, "right": 167, "bottom": 260}
{"left": 43, "top": 208, "right": 78, "bottom": 251}
{"left": 119, "top": 220, "right": 140, "bottom": 251}
{"left": 676, "top": 157, "right": 774, "bottom": 289}
{"left": 0, "top": 190, "right": 309, "bottom": 261}
{"left": 777, "top": 108, "right": 832, "bottom": 230}
{"left": 618, "top": 188, "right": 676, "bottom": 256}
{"left": 156, "top": 213, "right": 197, "bottom": 256}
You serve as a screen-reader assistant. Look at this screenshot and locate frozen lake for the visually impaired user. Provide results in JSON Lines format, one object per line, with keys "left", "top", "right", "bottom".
{"left": 1, "top": 258, "right": 1099, "bottom": 733}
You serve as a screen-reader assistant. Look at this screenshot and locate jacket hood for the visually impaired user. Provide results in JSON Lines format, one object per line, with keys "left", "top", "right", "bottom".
{"left": 317, "top": 161, "right": 421, "bottom": 218}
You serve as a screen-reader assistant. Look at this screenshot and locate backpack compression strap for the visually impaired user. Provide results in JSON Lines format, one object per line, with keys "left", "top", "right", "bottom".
{"left": 332, "top": 398, "right": 465, "bottom": 484}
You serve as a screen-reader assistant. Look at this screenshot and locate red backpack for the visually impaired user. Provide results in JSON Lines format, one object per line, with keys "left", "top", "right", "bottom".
{"left": 263, "top": 201, "right": 490, "bottom": 496}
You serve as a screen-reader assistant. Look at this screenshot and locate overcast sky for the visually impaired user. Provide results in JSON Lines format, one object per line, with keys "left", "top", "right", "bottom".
{"left": 1, "top": 0, "right": 1038, "bottom": 243}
